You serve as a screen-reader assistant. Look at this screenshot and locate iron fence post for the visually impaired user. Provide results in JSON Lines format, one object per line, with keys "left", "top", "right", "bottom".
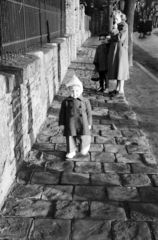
{"left": 0, "top": 0, "right": 4, "bottom": 63}
{"left": 39, "top": 0, "right": 42, "bottom": 46}
{"left": 22, "top": 0, "right": 27, "bottom": 52}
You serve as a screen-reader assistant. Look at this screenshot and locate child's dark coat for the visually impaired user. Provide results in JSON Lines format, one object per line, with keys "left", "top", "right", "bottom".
{"left": 59, "top": 95, "right": 92, "bottom": 136}
{"left": 93, "top": 43, "right": 109, "bottom": 72}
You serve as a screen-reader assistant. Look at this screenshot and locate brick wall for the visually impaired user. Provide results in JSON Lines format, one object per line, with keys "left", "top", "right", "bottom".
{"left": 0, "top": 0, "right": 91, "bottom": 208}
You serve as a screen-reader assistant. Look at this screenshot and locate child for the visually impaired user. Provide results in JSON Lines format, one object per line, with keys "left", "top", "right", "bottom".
{"left": 93, "top": 33, "right": 110, "bottom": 92}
{"left": 59, "top": 75, "right": 92, "bottom": 159}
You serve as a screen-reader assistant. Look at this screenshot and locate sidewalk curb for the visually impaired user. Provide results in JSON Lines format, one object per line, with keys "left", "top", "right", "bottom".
{"left": 134, "top": 60, "right": 158, "bottom": 84}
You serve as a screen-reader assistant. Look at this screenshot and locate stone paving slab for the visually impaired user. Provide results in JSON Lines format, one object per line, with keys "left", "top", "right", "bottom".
{"left": 90, "top": 202, "right": 126, "bottom": 220}
{"left": 1, "top": 37, "right": 158, "bottom": 239}
{"left": 30, "top": 219, "right": 71, "bottom": 240}
{"left": 72, "top": 220, "right": 111, "bottom": 240}
{"left": 0, "top": 217, "right": 33, "bottom": 239}
{"left": 112, "top": 221, "right": 152, "bottom": 240}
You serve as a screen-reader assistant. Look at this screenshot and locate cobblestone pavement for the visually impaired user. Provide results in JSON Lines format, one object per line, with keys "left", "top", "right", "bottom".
{"left": 0, "top": 37, "right": 158, "bottom": 240}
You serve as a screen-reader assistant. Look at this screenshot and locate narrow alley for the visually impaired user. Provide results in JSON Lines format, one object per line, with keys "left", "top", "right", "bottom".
{"left": 0, "top": 37, "right": 158, "bottom": 240}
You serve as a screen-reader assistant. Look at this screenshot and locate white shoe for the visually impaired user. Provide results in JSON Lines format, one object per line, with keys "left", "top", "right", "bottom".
{"left": 103, "top": 88, "right": 109, "bottom": 93}
{"left": 66, "top": 151, "right": 76, "bottom": 159}
{"left": 80, "top": 144, "right": 90, "bottom": 155}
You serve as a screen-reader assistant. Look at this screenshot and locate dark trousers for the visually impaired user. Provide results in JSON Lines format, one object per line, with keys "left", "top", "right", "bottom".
{"left": 66, "top": 135, "right": 91, "bottom": 153}
{"left": 99, "top": 71, "right": 109, "bottom": 89}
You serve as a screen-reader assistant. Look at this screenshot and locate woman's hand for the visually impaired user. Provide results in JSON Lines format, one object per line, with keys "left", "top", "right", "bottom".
{"left": 113, "top": 23, "right": 118, "bottom": 29}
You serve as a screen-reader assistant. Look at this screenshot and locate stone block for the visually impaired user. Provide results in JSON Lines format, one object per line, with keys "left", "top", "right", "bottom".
{"left": 32, "top": 142, "right": 55, "bottom": 151}
{"left": 30, "top": 219, "right": 71, "bottom": 240}
{"left": 151, "top": 175, "right": 158, "bottom": 186}
{"left": 89, "top": 144, "right": 103, "bottom": 152}
{"left": 1, "top": 198, "right": 52, "bottom": 217}
{"left": 107, "top": 187, "right": 140, "bottom": 201}
{"left": 131, "top": 163, "right": 158, "bottom": 174}
{"left": 129, "top": 203, "right": 158, "bottom": 221}
{"left": 122, "top": 129, "right": 144, "bottom": 138}
{"left": 0, "top": 217, "right": 32, "bottom": 239}
{"left": 67, "top": 152, "right": 90, "bottom": 161}
{"left": 95, "top": 136, "right": 115, "bottom": 144}
{"left": 142, "top": 153, "right": 157, "bottom": 164}
{"left": 49, "top": 136, "right": 66, "bottom": 144}
{"left": 45, "top": 160, "right": 74, "bottom": 172}
{"left": 104, "top": 163, "right": 130, "bottom": 173}
{"left": 75, "top": 162, "right": 102, "bottom": 173}
{"left": 91, "top": 152, "right": 115, "bottom": 162}
{"left": 101, "top": 129, "right": 122, "bottom": 137}
{"left": 151, "top": 222, "right": 158, "bottom": 240}
{"left": 116, "top": 136, "right": 148, "bottom": 146}
{"left": 91, "top": 173, "right": 121, "bottom": 186}
{"left": 104, "top": 144, "right": 127, "bottom": 154}
{"left": 10, "top": 183, "right": 43, "bottom": 199}
{"left": 139, "top": 187, "right": 158, "bottom": 202}
{"left": 127, "top": 145, "right": 151, "bottom": 154}
{"left": 93, "top": 124, "right": 110, "bottom": 131}
{"left": 43, "top": 151, "right": 65, "bottom": 161}
{"left": 112, "top": 221, "right": 151, "bottom": 240}
{"left": 0, "top": 74, "right": 8, "bottom": 97}
{"left": 90, "top": 202, "right": 126, "bottom": 220}
{"left": 91, "top": 129, "right": 100, "bottom": 136}
{"left": 31, "top": 172, "right": 60, "bottom": 184}
{"left": 55, "top": 201, "right": 89, "bottom": 219}
{"left": 17, "top": 170, "right": 32, "bottom": 184}
{"left": 116, "top": 153, "right": 141, "bottom": 163}
{"left": 92, "top": 108, "right": 108, "bottom": 117}
{"left": 61, "top": 172, "right": 90, "bottom": 185}
{"left": 74, "top": 186, "right": 106, "bottom": 201}
{"left": 121, "top": 174, "right": 151, "bottom": 187}
{"left": 55, "top": 143, "right": 67, "bottom": 151}
{"left": 42, "top": 185, "right": 73, "bottom": 200}
{"left": 72, "top": 220, "right": 111, "bottom": 240}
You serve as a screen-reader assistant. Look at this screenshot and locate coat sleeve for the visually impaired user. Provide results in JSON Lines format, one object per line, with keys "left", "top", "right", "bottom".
{"left": 111, "top": 22, "right": 128, "bottom": 42}
{"left": 59, "top": 100, "right": 66, "bottom": 126}
{"left": 85, "top": 99, "right": 92, "bottom": 126}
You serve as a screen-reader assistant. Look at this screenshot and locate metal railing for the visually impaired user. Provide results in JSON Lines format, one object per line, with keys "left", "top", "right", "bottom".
{"left": 0, "top": 0, "right": 66, "bottom": 63}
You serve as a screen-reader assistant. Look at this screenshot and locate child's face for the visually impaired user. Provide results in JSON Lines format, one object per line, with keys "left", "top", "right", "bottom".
{"left": 99, "top": 36, "right": 106, "bottom": 44}
{"left": 69, "top": 85, "right": 81, "bottom": 98}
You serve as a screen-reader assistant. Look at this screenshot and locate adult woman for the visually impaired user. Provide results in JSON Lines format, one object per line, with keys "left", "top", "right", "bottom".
{"left": 108, "top": 10, "right": 129, "bottom": 97}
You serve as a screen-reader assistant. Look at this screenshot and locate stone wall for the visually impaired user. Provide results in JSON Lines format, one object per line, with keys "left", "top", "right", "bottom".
{"left": 0, "top": 0, "right": 91, "bottom": 208}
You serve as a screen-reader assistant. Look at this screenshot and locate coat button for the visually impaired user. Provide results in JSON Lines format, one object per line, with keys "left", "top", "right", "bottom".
{"left": 80, "top": 114, "right": 82, "bottom": 117}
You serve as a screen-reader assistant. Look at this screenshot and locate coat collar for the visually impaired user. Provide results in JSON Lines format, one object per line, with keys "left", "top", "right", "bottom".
{"left": 67, "top": 95, "right": 84, "bottom": 101}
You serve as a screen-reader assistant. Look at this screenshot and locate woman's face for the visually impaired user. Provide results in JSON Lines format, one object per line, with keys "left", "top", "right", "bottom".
{"left": 114, "top": 14, "right": 122, "bottom": 24}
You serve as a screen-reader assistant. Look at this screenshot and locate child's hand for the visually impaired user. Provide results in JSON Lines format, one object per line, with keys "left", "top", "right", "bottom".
{"left": 89, "top": 125, "right": 91, "bottom": 130}
{"left": 59, "top": 125, "right": 65, "bottom": 134}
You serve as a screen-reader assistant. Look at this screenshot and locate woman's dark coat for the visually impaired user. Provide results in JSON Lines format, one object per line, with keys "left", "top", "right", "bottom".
{"left": 137, "top": 21, "right": 144, "bottom": 33}
{"left": 59, "top": 95, "right": 92, "bottom": 136}
{"left": 108, "top": 21, "right": 129, "bottom": 81}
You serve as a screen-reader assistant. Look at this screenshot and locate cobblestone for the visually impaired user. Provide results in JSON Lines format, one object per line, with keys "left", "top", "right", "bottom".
{"left": 0, "top": 37, "right": 158, "bottom": 239}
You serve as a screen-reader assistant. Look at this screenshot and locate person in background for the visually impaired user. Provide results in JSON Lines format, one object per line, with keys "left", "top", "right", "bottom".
{"left": 93, "top": 33, "right": 110, "bottom": 93}
{"left": 137, "top": 18, "right": 144, "bottom": 38}
{"left": 108, "top": 10, "right": 129, "bottom": 97}
{"left": 143, "top": 18, "right": 147, "bottom": 38}
{"left": 146, "top": 16, "right": 152, "bottom": 35}
{"left": 59, "top": 75, "right": 92, "bottom": 159}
